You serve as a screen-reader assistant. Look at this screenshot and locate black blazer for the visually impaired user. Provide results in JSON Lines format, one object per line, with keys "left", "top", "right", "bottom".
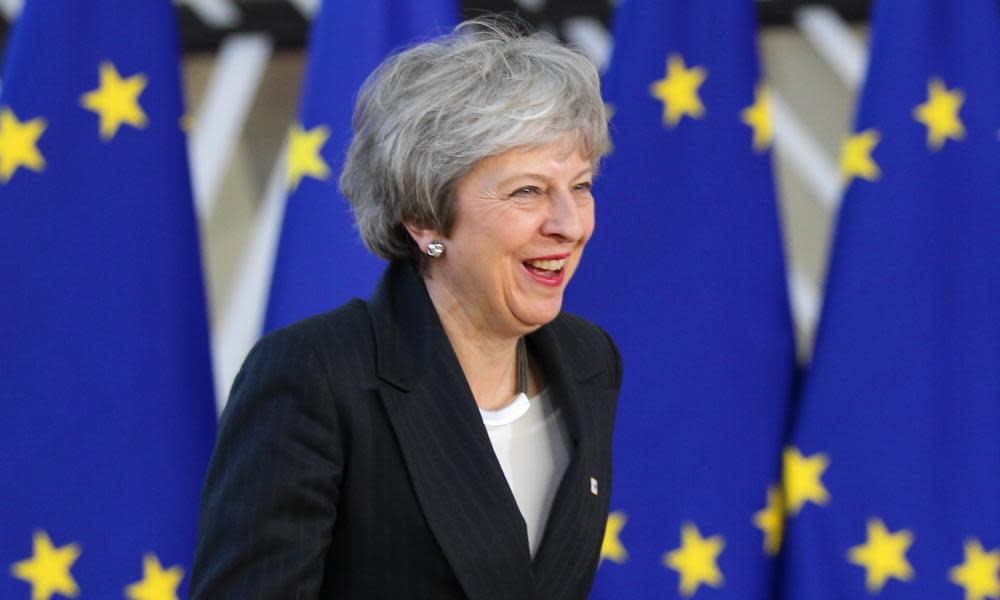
{"left": 189, "top": 260, "right": 622, "bottom": 600}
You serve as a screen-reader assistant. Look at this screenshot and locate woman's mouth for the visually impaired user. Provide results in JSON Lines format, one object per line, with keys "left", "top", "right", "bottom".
{"left": 523, "top": 257, "right": 568, "bottom": 286}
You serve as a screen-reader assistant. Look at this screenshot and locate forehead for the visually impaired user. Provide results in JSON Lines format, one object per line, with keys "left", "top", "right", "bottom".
{"left": 471, "top": 135, "right": 592, "bottom": 180}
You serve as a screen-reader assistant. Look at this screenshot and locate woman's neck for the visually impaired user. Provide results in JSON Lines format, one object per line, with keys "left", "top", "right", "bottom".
{"left": 424, "top": 276, "right": 532, "bottom": 411}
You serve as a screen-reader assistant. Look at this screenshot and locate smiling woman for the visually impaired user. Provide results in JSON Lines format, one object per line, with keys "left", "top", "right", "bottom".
{"left": 408, "top": 138, "right": 597, "bottom": 405}
{"left": 190, "top": 16, "right": 621, "bottom": 600}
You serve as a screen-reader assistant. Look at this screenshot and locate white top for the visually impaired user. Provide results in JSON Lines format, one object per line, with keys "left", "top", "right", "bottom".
{"left": 479, "top": 388, "right": 572, "bottom": 557}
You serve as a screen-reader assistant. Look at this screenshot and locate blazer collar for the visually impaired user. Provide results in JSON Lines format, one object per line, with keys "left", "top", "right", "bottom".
{"left": 368, "top": 260, "right": 611, "bottom": 599}
{"left": 524, "top": 317, "right": 615, "bottom": 597}
{"left": 368, "top": 260, "right": 607, "bottom": 388}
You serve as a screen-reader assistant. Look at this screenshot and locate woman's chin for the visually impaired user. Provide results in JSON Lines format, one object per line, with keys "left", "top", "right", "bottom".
{"left": 512, "top": 301, "right": 564, "bottom": 331}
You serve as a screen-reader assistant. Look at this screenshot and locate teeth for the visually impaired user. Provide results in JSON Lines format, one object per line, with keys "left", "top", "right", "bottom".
{"left": 526, "top": 258, "right": 567, "bottom": 271}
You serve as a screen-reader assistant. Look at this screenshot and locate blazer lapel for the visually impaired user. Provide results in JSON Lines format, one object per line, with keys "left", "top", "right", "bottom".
{"left": 527, "top": 321, "right": 616, "bottom": 599}
{"left": 368, "top": 261, "right": 534, "bottom": 600}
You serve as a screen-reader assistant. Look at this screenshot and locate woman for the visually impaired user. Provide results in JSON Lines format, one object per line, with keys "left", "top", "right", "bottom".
{"left": 190, "top": 18, "right": 621, "bottom": 600}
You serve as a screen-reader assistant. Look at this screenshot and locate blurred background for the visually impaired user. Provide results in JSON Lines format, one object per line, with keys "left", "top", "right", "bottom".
{"left": 0, "top": 0, "right": 870, "bottom": 362}
{"left": 5, "top": 1, "right": 1000, "bottom": 599}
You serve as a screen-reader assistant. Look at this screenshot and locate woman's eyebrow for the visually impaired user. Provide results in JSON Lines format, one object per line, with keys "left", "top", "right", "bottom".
{"left": 495, "top": 168, "right": 593, "bottom": 187}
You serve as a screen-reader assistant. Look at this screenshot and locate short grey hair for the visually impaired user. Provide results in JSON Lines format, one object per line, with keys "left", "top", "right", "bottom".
{"left": 339, "top": 16, "right": 611, "bottom": 261}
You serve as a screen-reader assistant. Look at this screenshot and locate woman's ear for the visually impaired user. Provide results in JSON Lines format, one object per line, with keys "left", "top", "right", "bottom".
{"left": 403, "top": 220, "right": 443, "bottom": 255}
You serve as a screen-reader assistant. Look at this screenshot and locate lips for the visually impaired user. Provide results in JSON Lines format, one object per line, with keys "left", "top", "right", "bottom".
{"left": 522, "top": 254, "right": 570, "bottom": 286}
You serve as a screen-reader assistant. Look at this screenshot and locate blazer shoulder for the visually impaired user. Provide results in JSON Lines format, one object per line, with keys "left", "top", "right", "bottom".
{"left": 233, "top": 299, "right": 376, "bottom": 395}
{"left": 192, "top": 304, "right": 369, "bottom": 599}
{"left": 270, "top": 298, "right": 371, "bottom": 352}
{"left": 548, "top": 312, "right": 623, "bottom": 389}
{"left": 265, "top": 298, "right": 371, "bottom": 350}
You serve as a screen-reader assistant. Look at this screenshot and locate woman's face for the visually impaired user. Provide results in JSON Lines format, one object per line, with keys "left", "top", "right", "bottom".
{"left": 415, "top": 136, "right": 595, "bottom": 339}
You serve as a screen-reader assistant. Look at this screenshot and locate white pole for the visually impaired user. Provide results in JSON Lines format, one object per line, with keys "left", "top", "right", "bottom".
{"left": 789, "top": 267, "right": 821, "bottom": 342}
{"left": 189, "top": 33, "right": 273, "bottom": 224}
{"left": 211, "top": 140, "right": 290, "bottom": 411}
{"left": 770, "top": 89, "right": 842, "bottom": 213}
{"left": 287, "top": 0, "right": 321, "bottom": 20}
{"left": 0, "top": 0, "right": 22, "bottom": 21}
{"left": 562, "top": 17, "right": 612, "bottom": 73}
{"left": 794, "top": 5, "right": 866, "bottom": 91}
{"left": 769, "top": 89, "right": 841, "bottom": 338}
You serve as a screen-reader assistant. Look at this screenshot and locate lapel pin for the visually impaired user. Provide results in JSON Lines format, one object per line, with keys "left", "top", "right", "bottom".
{"left": 590, "top": 477, "right": 599, "bottom": 496}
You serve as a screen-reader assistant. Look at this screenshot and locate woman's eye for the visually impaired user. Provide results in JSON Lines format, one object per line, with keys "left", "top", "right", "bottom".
{"left": 573, "top": 181, "right": 593, "bottom": 192}
{"left": 510, "top": 186, "right": 541, "bottom": 198}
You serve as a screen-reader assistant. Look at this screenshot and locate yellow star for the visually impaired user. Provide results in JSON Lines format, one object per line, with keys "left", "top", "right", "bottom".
{"left": 840, "top": 129, "right": 882, "bottom": 183}
{"left": 80, "top": 61, "right": 148, "bottom": 141}
{"left": 753, "top": 485, "right": 785, "bottom": 555}
{"left": 10, "top": 530, "right": 81, "bottom": 600}
{"left": 663, "top": 522, "right": 725, "bottom": 597}
{"left": 846, "top": 517, "right": 914, "bottom": 592}
{"left": 949, "top": 539, "right": 1000, "bottom": 600}
{"left": 741, "top": 83, "right": 772, "bottom": 152}
{"left": 600, "top": 510, "right": 628, "bottom": 565}
{"left": 913, "top": 77, "right": 965, "bottom": 151}
{"left": 124, "top": 553, "right": 184, "bottom": 600}
{"left": 649, "top": 54, "right": 707, "bottom": 128}
{"left": 287, "top": 123, "right": 331, "bottom": 191}
{"left": 782, "top": 446, "right": 830, "bottom": 515}
{"left": 0, "top": 107, "right": 46, "bottom": 183}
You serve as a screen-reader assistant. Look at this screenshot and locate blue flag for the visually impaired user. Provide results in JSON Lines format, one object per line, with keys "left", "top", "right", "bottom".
{"left": 263, "top": 0, "right": 458, "bottom": 332}
{"left": 0, "top": 2, "right": 216, "bottom": 598}
{"left": 564, "top": 1, "right": 796, "bottom": 598}
{"left": 782, "top": 1, "right": 1000, "bottom": 599}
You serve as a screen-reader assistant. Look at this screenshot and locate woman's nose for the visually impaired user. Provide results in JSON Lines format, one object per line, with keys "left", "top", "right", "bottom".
{"left": 541, "top": 190, "right": 585, "bottom": 241}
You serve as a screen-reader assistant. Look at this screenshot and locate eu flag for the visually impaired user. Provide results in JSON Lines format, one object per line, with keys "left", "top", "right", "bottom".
{"left": 0, "top": 2, "right": 216, "bottom": 598}
{"left": 564, "top": 0, "right": 796, "bottom": 598}
{"left": 263, "top": 0, "right": 457, "bottom": 332}
{"left": 782, "top": 1, "right": 1000, "bottom": 599}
